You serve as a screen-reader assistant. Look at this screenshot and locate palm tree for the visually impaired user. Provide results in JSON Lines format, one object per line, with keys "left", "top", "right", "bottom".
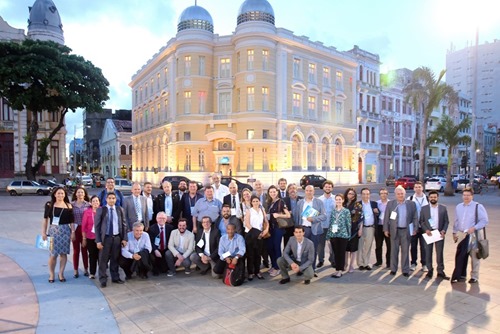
{"left": 404, "top": 67, "right": 458, "bottom": 182}
{"left": 428, "top": 115, "right": 471, "bottom": 196}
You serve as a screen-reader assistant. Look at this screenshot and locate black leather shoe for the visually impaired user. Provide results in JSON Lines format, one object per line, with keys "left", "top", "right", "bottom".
{"left": 279, "top": 278, "right": 290, "bottom": 285}
{"left": 304, "top": 280, "right": 311, "bottom": 285}
{"left": 296, "top": 271, "right": 303, "bottom": 276}
{"left": 365, "top": 266, "right": 372, "bottom": 271}
{"left": 374, "top": 262, "right": 382, "bottom": 267}
{"left": 468, "top": 278, "right": 478, "bottom": 284}
{"left": 359, "top": 266, "right": 366, "bottom": 271}
{"left": 100, "top": 282, "right": 107, "bottom": 288}
{"left": 112, "top": 279, "right": 125, "bottom": 284}
{"left": 390, "top": 271, "right": 396, "bottom": 275}
{"left": 425, "top": 274, "right": 433, "bottom": 279}
{"left": 317, "top": 262, "right": 324, "bottom": 268}
{"left": 402, "top": 273, "right": 409, "bottom": 277}
{"left": 437, "top": 273, "right": 450, "bottom": 280}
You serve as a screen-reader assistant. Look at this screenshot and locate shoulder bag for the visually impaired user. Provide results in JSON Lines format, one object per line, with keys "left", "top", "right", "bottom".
{"left": 474, "top": 203, "right": 489, "bottom": 260}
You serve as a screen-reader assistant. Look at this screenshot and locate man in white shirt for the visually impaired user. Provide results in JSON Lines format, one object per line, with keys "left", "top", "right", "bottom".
{"left": 119, "top": 222, "right": 152, "bottom": 279}
{"left": 190, "top": 216, "right": 221, "bottom": 278}
{"left": 407, "top": 181, "right": 429, "bottom": 272}
{"left": 357, "top": 188, "right": 379, "bottom": 270}
{"left": 166, "top": 219, "right": 195, "bottom": 276}
{"left": 375, "top": 188, "right": 391, "bottom": 268}
{"left": 211, "top": 173, "right": 229, "bottom": 203}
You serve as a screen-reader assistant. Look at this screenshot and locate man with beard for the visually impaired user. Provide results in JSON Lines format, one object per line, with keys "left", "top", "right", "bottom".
{"left": 180, "top": 181, "right": 203, "bottom": 231}
{"left": 175, "top": 180, "right": 188, "bottom": 202}
{"left": 419, "top": 191, "right": 450, "bottom": 280}
{"left": 278, "top": 178, "right": 288, "bottom": 198}
{"left": 317, "top": 180, "right": 335, "bottom": 268}
{"left": 211, "top": 173, "right": 230, "bottom": 203}
{"left": 166, "top": 219, "right": 195, "bottom": 276}
{"left": 217, "top": 204, "right": 243, "bottom": 236}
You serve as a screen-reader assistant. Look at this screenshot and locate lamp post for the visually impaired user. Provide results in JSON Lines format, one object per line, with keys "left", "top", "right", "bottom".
{"left": 73, "top": 124, "right": 90, "bottom": 178}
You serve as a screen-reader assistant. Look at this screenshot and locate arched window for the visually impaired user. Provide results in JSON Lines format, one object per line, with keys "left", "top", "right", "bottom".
{"left": 120, "top": 145, "right": 126, "bottom": 155}
{"left": 307, "top": 137, "right": 316, "bottom": 171}
{"left": 335, "top": 139, "right": 343, "bottom": 170}
{"left": 322, "top": 138, "right": 330, "bottom": 171}
{"left": 371, "top": 127, "right": 375, "bottom": 144}
{"left": 129, "top": 145, "right": 133, "bottom": 155}
{"left": 358, "top": 125, "right": 363, "bottom": 142}
{"left": 292, "top": 135, "right": 302, "bottom": 171}
{"left": 365, "top": 126, "right": 370, "bottom": 142}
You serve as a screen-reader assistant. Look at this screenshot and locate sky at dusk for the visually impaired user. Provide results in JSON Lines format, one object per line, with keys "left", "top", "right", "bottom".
{"left": 1, "top": 0, "right": 499, "bottom": 143}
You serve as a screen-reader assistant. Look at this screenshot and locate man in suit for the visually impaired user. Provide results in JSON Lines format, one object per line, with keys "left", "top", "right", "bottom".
{"left": 419, "top": 191, "right": 450, "bottom": 280}
{"left": 407, "top": 181, "right": 429, "bottom": 272}
{"left": 175, "top": 180, "right": 188, "bottom": 203}
{"left": 123, "top": 182, "right": 149, "bottom": 231}
{"left": 253, "top": 180, "right": 269, "bottom": 210}
{"left": 277, "top": 178, "right": 288, "bottom": 198}
{"left": 154, "top": 180, "right": 181, "bottom": 228}
{"left": 180, "top": 181, "right": 203, "bottom": 231}
{"left": 166, "top": 219, "right": 195, "bottom": 276}
{"left": 148, "top": 211, "right": 174, "bottom": 275}
{"left": 357, "top": 188, "right": 380, "bottom": 270}
{"left": 283, "top": 183, "right": 303, "bottom": 247}
{"left": 383, "top": 186, "right": 418, "bottom": 277}
{"left": 95, "top": 192, "right": 128, "bottom": 288}
{"left": 119, "top": 222, "right": 152, "bottom": 279}
{"left": 141, "top": 182, "right": 156, "bottom": 228}
{"left": 223, "top": 181, "right": 243, "bottom": 220}
{"left": 190, "top": 216, "right": 221, "bottom": 278}
{"left": 277, "top": 226, "right": 315, "bottom": 285}
{"left": 375, "top": 188, "right": 391, "bottom": 268}
{"left": 293, "top": 185, "right": 326, "bottom": 272}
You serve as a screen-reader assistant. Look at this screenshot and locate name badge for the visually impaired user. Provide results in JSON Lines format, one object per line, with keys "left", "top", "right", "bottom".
{"left": 231, "top": 208, "right": 237, "bottom": 216}
{"left": 222, "top": 251, "right": 231, "bottom": 259}
{"left": 155, "top": 236, "right": 160, "bottom": 247}
{"left": 91, "top": 225, "right": 95, "bottom": 233}
{"left": 190, "top": 206, "right": 195, "bottom": 215}
{"left": 196, "top": 239, "right": 205, "bottom": 248}
{"left": 331, "top": 224, "right": 338, "bottom": 233}
{"left": 52, "top": 216, "right": 60, "bottom": 226}
{"left": 428, "top": 218, "right": 436, "bottom": 229}
{"left": 390, "top": 211, "right": 397, "bottom": 220}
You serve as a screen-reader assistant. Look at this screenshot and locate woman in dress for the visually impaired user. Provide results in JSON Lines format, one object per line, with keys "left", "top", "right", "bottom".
{"left": 326, "top": 194, "right": 351, "bottom": 278}
{"left": 42, "top": 187, "right": 74, "bottom": 283}
{"left": 71, "top": 186, "right": 90, "bottom": 278}
{"left": 343, "top": 188, "right": 364, "bottom": 273}
{"left": 266, "top": 185, "right": 291, "bottom": 277}
{"left": 244, "top": 195, "right": 269, "bottom": 280}
{"left": 82, "top": 195, "right": 100, "bottom": 279}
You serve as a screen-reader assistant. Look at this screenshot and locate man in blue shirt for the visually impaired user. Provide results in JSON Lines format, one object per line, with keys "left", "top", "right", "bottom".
{"left": 213, "top": 223, "right": 245, "bottom": 275}
{"left": 119, "top": 222, "right": 152, "bottom": 279}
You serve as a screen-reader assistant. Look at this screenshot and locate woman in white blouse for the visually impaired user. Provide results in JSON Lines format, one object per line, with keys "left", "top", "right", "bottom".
{"left": 244, "top": 195, "right": 269, "bottom": 280}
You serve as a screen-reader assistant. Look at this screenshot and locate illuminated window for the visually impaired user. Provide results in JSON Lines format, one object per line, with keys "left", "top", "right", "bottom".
{"left": 293, "top": 93, "right": 302, "bottom": 116}
{"left": 336, "top": 70, "right": 343, "bottom": 90}
{"left": 184, "top": 91, "right": 191, "bottom": 114}
{"left": 164, "top": 67, "right": 168, "bottom": 85}
{"left": 247, "top": 50, "right": 254, "bottom": 70}
{"left": 262, "top": 50, "right": 269, "bottom": 70}
{"left": 151, "top": 78, "right": 154, "bottom": 94}
{"left": 308, "top": 96, "right": 316, "bottom": 119}
{"left": 247, "top": 87, "right": 255, "bottom": 111}
{"left": 247, "top": 129, "right": 254, "bottom": 139}
{"left": 322, "top": 98, "right": 330, "bottom": 121}
{"left": 323, "top": 67, "right": 330, "bottom": 86}
{"left": 184, "top": 56, "right": 191, "bottom": 76}
{"left": 262, "top": 87, "right": 269, "bottom": 111}
{"left": 308, "top": 63, "right": 316, "bottom": 83}
{"left": 185, "top": 149, "right": 191, "bottom": 171}
{"left": 198, "top": 149, "right": 205, "bottom": 169}
{"left": 220, "top": 58, "right": 231, "bottom": 78}
{"left": 156, "top": 73, "right": 160, "bottom": 90}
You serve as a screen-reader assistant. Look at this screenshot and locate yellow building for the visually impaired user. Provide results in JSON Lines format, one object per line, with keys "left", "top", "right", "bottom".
{"left": 130, "top": 0, "right": 358, "bottom": 186}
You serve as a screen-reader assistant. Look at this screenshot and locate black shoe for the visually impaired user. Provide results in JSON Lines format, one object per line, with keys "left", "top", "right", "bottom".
{"left": 125, "top": 274, "right": 133, "bottom": 280}
{"left": 390, "top": 271, "right": 396, "bottom": 275}
{"left": 359, "top": 266, "right": 366, "bottom": 271}
{"left": 200, "top": 268, "right": 210, "bottom": 275}
{"left": 425, "top": 274, "right": 433, "bottom": 279}
{"left": 304, "top": 280, "right": 311, "bottom": 285}
{"left": 402, "top": 273, "right": 409, "bottom": 277}
{"left": 263, "top": 262, "right": 270, "bottom": 268}
{"left": 314, "top": 273, "right": 318, "bottom": 278}
{"left": 279, "top": 278, "right": 290, "bottom": 285}
{"left": 112, "top": 279, "right": 125, "bottom": 284}
{"left": 152, "top": 272, "right": 159, "bottom": 276}
{"left": 374, "top": 262, "right": 382, "bottom": 267}
{"left": 437, "top": 273, "right": 450, "bottom": 280}
{"left": 100, "top": 282, "right": 107, "bottom": 288}
{"left": 468, "top": 278, "right": 478, "bottom": 284}
{"left": 365, "top": 266, "right": 372, "bottom": 271}
{"left": 317, "top": 262, "right": 324, "bottom": 268}
{"left": 296, "top": 271, "right": 303, "bottom": 276}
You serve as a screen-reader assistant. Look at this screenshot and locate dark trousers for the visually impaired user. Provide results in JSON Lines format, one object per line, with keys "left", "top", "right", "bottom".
{"left": 213, "top": 257, "right": 244, "bottom": 275}
{"left": 86, "top": 238, "right": 99, "bottom": 276}
{"left": 304, "top": 227, "right": 321, "bottom": 270}
{"left": 98, "top": 235, "right": 121, "bottom": 283}
{"left": 72, "top": 225, "right": 88, "bottom": 271}
{"left": 330, "top": 238, "right": 348, "bottom": 271}
{"left": 151, "top": 249, "right": 168, "bottom": 274}
{"left": 410, "top": 232, "right": 426, "bottom": 266}
{"left": 426, "top": 238, "right": 445, "bottom": 276}
{"left": 119, "top": 249, "right": 152, "bottom": 277}
{"left": 245, "top": 230, "right": 263, "bottom": 275}
{"left": 266, "top": 227, "right": 284, "bottom": 270}
{"left": 452, "top": 235, "right": 469, "bottom": 280}
{"left": 375, "top": 224, "right": 391, "bottom": 266}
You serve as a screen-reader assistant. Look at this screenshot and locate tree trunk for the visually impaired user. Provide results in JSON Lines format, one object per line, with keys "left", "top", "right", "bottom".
{"left": 444, "top": 150, "right": 455, "bottom": 196}
{"left": 419, "top": 115, "right": 428, "bottom": 183}
{"left": 24, "top": 114, "right": 38, "bottom": 180}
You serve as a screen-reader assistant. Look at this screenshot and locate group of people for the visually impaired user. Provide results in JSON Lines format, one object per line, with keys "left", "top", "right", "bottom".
{"left": 41, "top": 175, "right": 489, "bottom": 287}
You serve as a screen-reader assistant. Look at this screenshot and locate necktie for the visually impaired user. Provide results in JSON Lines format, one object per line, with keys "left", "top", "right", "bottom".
{"left": 134, "top": 197, "right": 141, "bottom": 220}
{"left": 232, "top": 195, "right": 236, "bottom": 208}
{"left": 108, "top": 208, "right": 114, "bottom": 235}
{"left": 281, "top": 191, "right": 285, "bottom": 198}
{"left": 160, "top": 227, "right": 165, "bottom": 251}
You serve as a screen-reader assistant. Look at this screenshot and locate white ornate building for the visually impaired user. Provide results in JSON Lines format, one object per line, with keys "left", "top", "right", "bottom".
{"left": 130, "top": 0, "right": 359, "bottom": 186}
{"left": 100, "top": 119, "right": 132, "bottom": 179}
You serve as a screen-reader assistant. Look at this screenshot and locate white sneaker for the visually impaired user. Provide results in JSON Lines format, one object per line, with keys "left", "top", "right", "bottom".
{"left": 269, "top": 268, "right": 280, "bottom": 277}
{"left": 409, "top": 264, "right": 416, "bottom": 271}
{"left": 422, "top": 265, "right": 429, "bottom": 272}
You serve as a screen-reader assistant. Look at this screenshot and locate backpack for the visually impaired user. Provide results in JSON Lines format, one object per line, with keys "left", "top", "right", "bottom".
{"left": 223, "top": 262, "right": 245, "bottom": 286}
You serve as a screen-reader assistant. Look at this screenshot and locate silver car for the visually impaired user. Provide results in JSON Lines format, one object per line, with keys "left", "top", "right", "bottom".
{"left": 114, "top": 178, "right": 133, "bottom": 194}
{"left": 6, "top": 180, "right": 52, "bottom": 196}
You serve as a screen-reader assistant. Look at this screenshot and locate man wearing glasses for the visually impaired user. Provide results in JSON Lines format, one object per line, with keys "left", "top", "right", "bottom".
{"left": 375, "top": 188, "right": 391, "bottom": 268}
{"left": 98, "top": 177, "right": 124, "bottom": 207}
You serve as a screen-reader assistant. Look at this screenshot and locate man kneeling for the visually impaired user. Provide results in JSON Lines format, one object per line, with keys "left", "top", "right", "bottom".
{"left": 119, "top": 222, "right": 152, "bottom": 279}
{"left": 277, "top": 226, "right": 315, "bottom": 285}
{"left": 213, "top": 223, "right": 245, "bottom": 280}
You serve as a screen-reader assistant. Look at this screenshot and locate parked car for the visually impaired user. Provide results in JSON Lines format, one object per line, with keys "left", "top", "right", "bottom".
{"left": 490, "top": 173, "right": 500, "bottom": 185}
{"left": 6, "top": 180, "right": 52, "bottom": 196}
{"left": 114, "top": 178, "right": 133, "bottom": 194}
{"left": 221, "top": 176, "right": 253, "bottom": 192}
{"left": 77, "top": 175, "right": 93, "bottom": 187}
{"left": 385, "top": 175, "right": 396, "bottom": 186}
{"left": 425, "top": 177, "right": 446, "bottom": 192}
{"left": 299, "top": 174, "right": 327, "bottom": 189}
{"left": 455, "top": 179, "right": 482, "bottom": 193}
{"left": 395, "top": 177, "right": 417, "bottom": 190}
{"left": 159, "top": 175, "right": 203, "bottom": 191}
{"left": 452, "top": 174, "right": 466, "bottom": 181}
{"left": 38, "top": 178, "right": 66, "bottom": 189}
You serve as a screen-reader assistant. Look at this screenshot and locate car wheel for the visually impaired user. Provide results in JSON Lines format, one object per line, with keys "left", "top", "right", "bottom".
{"left": 37, "top": 189, "right": 44, "bottom": 195}
{"left": 9, "top": 190, "right": 17, "bottom": 196}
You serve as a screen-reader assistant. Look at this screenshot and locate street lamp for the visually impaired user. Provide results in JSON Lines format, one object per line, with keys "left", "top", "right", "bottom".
{"left": 72, "top": 124, "right": 90, "bottom": 178}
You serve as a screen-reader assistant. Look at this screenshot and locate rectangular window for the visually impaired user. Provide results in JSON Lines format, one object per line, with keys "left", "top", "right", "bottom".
{"left": 247, "top": 50, "right": 254, "bottom": 70}
{"left": 322, "top": 98, "right": 330, "bottom": 121}
{"left": 157, "top": 103, "right": 161, "bottom": 122}
{"left": 184, "top": 91, "right": 191, "bottom": 114}
{"left": 381, "top": 97, "right": 386, "bottom": 110}
{"left": 140, "top": 87, "right": 143, "bottom": 102}
{"left": 199, "top": 91, "right": 207, "bottom": 114}
{"left": 428, "top": 148, "right": 433, "bottom": 157}
{"left": 293, "top": 93, "right": 301, "bottom": 116}
{"left": 372, "top": 96, "right": 376, "bottom": 113}
{"left": 323, "top": 67, "right": 330, "bottom": 86}
{"left": 50, "top": 141, "right": 59, "bottom": 167}
{"left": 134, "top": 90, "right": 138, "bottom": 106}
{"left": 145, "top": 83, "right": 148, "bottom": 97}
{"left": 367, "top": 94, "right": 371, "bottom": 111}
{"left": 219, "top": 92, "right": 231, "bottom": 114}
{"left": 199, "top": 56, "right": 205, "bottom": 76}
{"left": 262, "top": 87, "right": 269, "bottom": 111}
{"left": 308, "top": 63, "right": 316, "bottom": 83}
{"left": 262, "top": 50, "right": 269, "bottom": 70}
{"left": 359, "top": 93, "right": 363, "bottom": 110}
{"left": 185, "top": 149, "right": 191, "bottom": 171}
{"left": 441, "top": 149, "right": 446, "bottom": 157}
{"left": 308, "top": 96, "right": 316, "bottom": 119}
{"left": 247, "top": 87, "right": 255, "bottom": 111}
{"left": 247, "top": 129, "right": 255, "bottom": 140}
{"left": 37, "top": 111, "right": 43, "bottom": 122}
{"left": 293, "top": 58, "right": 301, "bottom": 79}
{"left": 164, "top": 98, "right": 169, "bottom": 119}
{"left": 237, "top": 52, "right": 241, "bottom": 72}
{"left": 263, "top": 129, "right": 269, "bottom": 139}
{"left": 51, "top": 111, "right": 59, "bottom": 122}
{"left": 220, "top": 58, "right": 231, "bottom": 78}
{"left": 336, "top": 70, "right": 343, "bottom": 90}
{"left": 164, "top": 67, "right": 168, "bottom": 85}
{"left": 198, "top": 149, "right": 205, "bottom": 169}
{"left": 247, "top": 148, "right": 254, "bottom": 172}
{"left": 184, "top": 132, "right": 191, "bottom": 141}
{"left": 336, "top": 101, "right": 343, "bottom": 121}
{"left": 184, "top": 56, "right": 191, "bottom": 76}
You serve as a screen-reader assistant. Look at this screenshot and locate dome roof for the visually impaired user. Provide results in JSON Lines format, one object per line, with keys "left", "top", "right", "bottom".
{"left": 237, "top": 0, "right": 275, "bottom": 26}
{"left": 177, "top": 5, "right": 214, "bottom": 33}
{"left": 27, "top": 0, "right": 64, "bottom": 44}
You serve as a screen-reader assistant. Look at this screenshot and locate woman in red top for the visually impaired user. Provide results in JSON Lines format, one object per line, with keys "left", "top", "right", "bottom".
{"left": 82, "top": 195, "right": 100, "bottom": 279}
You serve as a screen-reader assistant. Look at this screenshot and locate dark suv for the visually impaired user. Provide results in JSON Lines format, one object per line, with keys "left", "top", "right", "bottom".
{"left": 221, "top": 177, "right": 253, "bottom": 192}
{"left": 300, "top": 175, "right": 327, "bottom": 189}
{"left": 159, "top": 176, "right": 203, "bottom": 190}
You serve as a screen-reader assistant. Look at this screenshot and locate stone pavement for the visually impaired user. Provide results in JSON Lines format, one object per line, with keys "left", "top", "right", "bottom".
{"left": 0, "top": 189, "right": 499, "bottom": 333}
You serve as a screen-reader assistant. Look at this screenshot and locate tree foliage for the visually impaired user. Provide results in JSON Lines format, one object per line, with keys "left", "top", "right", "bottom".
{"left": 0, "top": 39, "right": 109, "bottom": 179}
{"left": 428, "top": 115, "right": 471, "bottom": 196}
{"left": 404, "top": 67, "right": 458, "bottom": 182}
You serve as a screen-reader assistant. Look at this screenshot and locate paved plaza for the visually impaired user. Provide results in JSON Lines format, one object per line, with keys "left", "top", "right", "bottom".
{"left": 0, "top": 187, "right": 499, "bottom": 333}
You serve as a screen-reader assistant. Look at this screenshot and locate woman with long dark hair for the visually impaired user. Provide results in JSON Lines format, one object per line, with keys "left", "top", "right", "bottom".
{"left": 71, "top": 186, "right": 90, "bottom": 278}
{"left": 41, "top": 187, "right": 74, "bottom": 283}
{"left": 343, "top": 188, "right": 364, "bottom": 273}
{"left": 266, "top": 185, "right": 291, "bottom": 277}
{"left": 244, "top": 195, "right": 269, "bottom": 280}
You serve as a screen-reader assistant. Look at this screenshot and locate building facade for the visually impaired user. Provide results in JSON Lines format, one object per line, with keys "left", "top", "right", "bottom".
{"left": 130, "top": 0, "right": 359, "bottom": 186}
{"left": 100, "top": 119, "right": 132, "bottom": 179}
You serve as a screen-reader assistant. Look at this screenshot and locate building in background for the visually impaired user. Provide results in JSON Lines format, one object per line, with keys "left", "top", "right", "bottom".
{"left": 0, "top": 0, "right": 67, "bottom": 181}
{"left": 130, "top": 0, "right": 359, "bottom": 187}
{"left": 100, "top": 119, "right": 132, "bottom": 178}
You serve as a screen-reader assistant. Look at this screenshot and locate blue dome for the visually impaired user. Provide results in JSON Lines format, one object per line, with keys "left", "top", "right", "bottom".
{"left": 27, "top": 0, "right": 64, "bottom": 44}
{"left": 237, "top": 0, "right": 275, "bottom": 26}
{"left": 177, "top": 5, "right": 214, "bottom": 33}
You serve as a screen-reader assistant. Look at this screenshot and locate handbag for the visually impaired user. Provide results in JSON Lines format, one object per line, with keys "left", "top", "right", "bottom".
{"left": 276, "top": 217, "right": 294, "bottom": 229}
{"left": 223, "top": 262, "right": 245, "bottom": 286}
{"left": 474, "top": 203, "right": 489, "bottom": 260}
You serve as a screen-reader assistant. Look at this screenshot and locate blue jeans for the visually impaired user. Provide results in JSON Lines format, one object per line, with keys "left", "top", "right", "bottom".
{"left": 266, "top": 227, "right": 284, "bottom": 270}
